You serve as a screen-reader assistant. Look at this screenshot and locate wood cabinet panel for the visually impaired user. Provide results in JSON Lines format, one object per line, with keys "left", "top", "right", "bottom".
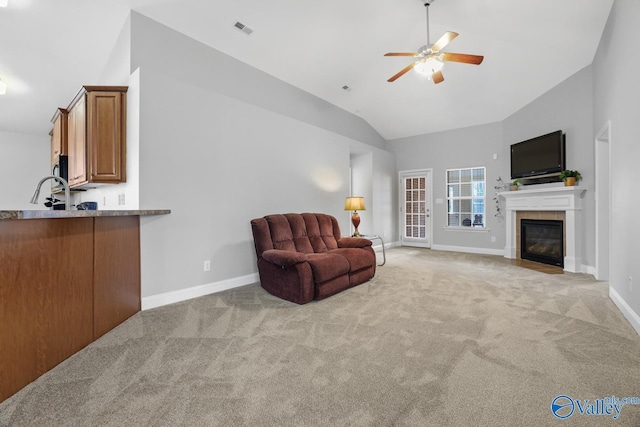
{"left": 50, "top": 108, "right": 68, "bottom": 165}
{"left": 87, "top": 90, "right": 126, "bottom": 183}
{"left": 68, "top": 96, "right": 87, "bottom": 186}
{"left": 0, "top": 216, "right": 144, "bottom": 403}
{"left": 63, "top": 86, "right": 127, "bottom": 188}
{"left": 0, "top": 218, "right": 94, "bottom": 402}
{"left": 94, "top": 216, "right": 141, "bottom": 339}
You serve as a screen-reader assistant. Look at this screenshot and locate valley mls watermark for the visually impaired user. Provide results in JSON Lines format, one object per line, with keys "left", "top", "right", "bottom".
{"left": 551, "top": 395, "right": 640, "bottom": 420}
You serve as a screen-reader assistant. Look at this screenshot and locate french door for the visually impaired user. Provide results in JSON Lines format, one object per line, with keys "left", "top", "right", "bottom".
{"left": 399, "top": 170, "right": 432, "bottom": 248}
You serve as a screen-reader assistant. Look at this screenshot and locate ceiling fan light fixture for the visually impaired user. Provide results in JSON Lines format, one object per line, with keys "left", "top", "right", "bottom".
{"left": 414, "top": 57, "right": 444, "bottom": 77}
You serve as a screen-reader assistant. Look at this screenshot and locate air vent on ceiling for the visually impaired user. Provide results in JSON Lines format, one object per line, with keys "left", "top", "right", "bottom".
{"left": 234, "top": 21, "right": 253, "bottom": 35}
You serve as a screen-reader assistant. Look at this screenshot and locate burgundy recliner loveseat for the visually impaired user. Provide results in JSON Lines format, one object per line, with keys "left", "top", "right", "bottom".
{"left": 250, "top": 213, "right": 376, "bottom": 304}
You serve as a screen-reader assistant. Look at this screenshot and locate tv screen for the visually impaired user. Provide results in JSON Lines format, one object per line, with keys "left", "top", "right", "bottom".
{"left": 510, "top": 130, "right": 565, "bottom": 179}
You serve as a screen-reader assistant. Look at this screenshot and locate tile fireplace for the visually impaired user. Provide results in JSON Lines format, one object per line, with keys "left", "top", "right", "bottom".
{"left": 499, "top": 186, "right": 586, "bottom": 273}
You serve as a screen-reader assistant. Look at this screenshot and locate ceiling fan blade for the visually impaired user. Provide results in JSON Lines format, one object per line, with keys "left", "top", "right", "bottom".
{"left": 388, "top": 63, "right": 416, "bottom": 82}
{"left": 432, "top": 70, "right": 444, "bottom": 84}
{"left": 442, "top": 52, "right": 484, "bottom": 65}
{"left": 384, "top": 52, "right": 419, "bottom": 57}
{"left": 431, "top": 31, "right": 459, "bottom": 52}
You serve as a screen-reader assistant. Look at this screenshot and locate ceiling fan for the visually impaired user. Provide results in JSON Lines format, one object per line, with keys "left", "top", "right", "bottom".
{"left": 385, "top": 0, "right": 484, "bottom": 84}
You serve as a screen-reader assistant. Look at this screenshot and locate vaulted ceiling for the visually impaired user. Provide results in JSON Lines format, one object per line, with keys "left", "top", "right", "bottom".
{"left": 0, "top": 0, "right": 613, "bottom": 140}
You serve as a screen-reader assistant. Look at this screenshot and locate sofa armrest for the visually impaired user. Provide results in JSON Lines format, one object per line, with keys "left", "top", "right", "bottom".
{"left": 261, "top": 249, "right": 307, "bottom": 268}
{"left": 337, "top": 237, "right": 373, "bottom": 249}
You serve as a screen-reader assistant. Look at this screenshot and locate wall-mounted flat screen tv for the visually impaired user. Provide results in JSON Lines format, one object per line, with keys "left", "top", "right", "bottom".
{"left": 510, "top": 130, "right": 565, "bottom": 179}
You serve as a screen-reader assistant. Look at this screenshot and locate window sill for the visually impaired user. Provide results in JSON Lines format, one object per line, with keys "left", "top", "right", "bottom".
{"left": 443, "top": 227, "right": 490, "bottom": 232}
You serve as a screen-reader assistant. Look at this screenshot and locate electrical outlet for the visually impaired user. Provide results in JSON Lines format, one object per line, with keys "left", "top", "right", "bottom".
{"left": 118, "top": 194, "right": 125, "bottom": 205}
{"left": 204, "top": 260, "right": 211, "bottom": 272}
{"left": 629, "top": 276, "right": 633, "bottom": 292}
{"left": 491, "top": 236, "right": 497, "bottom": 243}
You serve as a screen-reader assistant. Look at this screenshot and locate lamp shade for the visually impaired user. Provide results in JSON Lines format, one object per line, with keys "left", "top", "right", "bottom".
{"left": 344, "top": 196, "right": 365, "bottom": 211}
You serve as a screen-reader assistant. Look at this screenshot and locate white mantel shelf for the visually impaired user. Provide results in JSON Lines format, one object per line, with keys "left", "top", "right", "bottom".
{"left": 499, "top": 185, "right": 587, "bottom": 273}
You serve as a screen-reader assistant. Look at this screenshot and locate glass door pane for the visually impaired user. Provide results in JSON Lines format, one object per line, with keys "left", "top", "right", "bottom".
{"left": 400, "top": 171, "right": 431, "bottom": 247}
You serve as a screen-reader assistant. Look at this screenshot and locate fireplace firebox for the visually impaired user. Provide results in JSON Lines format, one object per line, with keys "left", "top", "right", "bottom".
{"left": 520, "top": 219, "right": 564, "bottom": 267}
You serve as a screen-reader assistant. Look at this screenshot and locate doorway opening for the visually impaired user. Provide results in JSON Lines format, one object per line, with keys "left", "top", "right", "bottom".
{"left": 595, "top": 121, "right": 611, "bottom": 281}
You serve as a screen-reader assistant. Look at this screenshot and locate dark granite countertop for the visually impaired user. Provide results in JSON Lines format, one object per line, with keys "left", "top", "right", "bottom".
{"left": 0, "top": 209, "right": 171, "bottom": 220}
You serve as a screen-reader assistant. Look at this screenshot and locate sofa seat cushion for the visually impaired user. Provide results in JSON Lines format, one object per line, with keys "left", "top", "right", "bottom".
{"left": 306, "top": 252, "right": 350, "bottom": 283}
{"left": 331, "top": 248, "right": 375, "bottom": 272}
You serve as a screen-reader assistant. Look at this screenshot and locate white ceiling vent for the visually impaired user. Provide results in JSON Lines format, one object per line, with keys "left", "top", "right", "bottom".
{"left": 234, "top": 21, "right": 253, "bottom": 35}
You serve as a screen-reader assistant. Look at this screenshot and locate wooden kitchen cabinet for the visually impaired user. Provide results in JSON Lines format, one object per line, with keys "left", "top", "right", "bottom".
{"left": 68, "top": 97, "right": 86, "bottom": 185}
{"left": 66, "top": 86, "right": 127, "bottom": 188}
{"left": 50, "top": 108, "right": 68, "bottom": 165}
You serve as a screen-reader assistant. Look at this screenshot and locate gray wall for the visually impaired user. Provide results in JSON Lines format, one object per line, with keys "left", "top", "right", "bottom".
{"left": 387, "top": 122, "right": 505, "bottom": 252}
{"left": 0, "top": 131, "right": 49, "bottom": 210}
{"left": 502, "top": 66, "right": 595, "bottom": 267}
{"left": 129, "top": 13, "right": 396, "bottom": 298}
{"left": 349, "top": 152, "right": 373, "bottom": 236}
{"left": 593, "top": 0, "right": 640, "bottom": 326}
{"left": 130, "top": 13, "right": 385, "bottom": 151}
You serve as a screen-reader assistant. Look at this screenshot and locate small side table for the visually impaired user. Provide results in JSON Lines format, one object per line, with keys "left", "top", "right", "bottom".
{"left": 362, "top": 234, "right": 386, "bottom": 266}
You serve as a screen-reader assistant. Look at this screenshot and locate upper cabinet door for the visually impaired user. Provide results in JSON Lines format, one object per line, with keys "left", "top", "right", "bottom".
{"left": 68, "top": 97, "right": 87, "bottom": 186}
{"left": 63, "top": 86, "right": 127, "bottom": 188}
{"left": 87, "top": 90, "right": 126, "bottom": 183}
{"left": 50, "top": 108, "right": 68, "bottom": 166}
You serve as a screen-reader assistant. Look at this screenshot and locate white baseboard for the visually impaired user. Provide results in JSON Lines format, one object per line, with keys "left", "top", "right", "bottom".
{"left": 373, "top": 241, "right": 400, "bottom": 250}
{"left": 431, "top": 244, "right": 505, "bottom": 256}
{"left": 582, "top": 264, "right": 597, "bottom": 277}
{"left": 141, "top": 273, "right": 259, "bottom": 311}
{"left": 609, "top": 287, "right": 640, "bottom": 336}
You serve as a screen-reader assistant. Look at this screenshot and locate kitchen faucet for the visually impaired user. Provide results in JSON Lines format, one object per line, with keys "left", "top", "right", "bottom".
{"left": 30, "top": 175, "right": 71, "bottom": 210}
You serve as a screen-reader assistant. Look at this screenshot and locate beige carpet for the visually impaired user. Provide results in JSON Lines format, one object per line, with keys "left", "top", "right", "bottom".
{"left": 1, "top": 247, "right": 640, "bottom": 426}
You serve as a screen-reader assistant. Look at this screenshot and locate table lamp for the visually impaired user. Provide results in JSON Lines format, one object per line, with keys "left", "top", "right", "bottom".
{"left": 344, "top": 196, "right": 365, "bottom": 237}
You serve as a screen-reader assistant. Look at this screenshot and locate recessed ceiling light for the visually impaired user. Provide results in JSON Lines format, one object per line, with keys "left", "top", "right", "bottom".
{"left": 0, "top": 78, "right": 7, "bottom": 95}
{"left": 0, "top": 0, "right": 8, "bottom": 8}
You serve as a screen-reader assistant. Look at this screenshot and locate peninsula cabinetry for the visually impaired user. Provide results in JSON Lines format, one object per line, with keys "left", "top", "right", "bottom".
{"left": 65, "top": 86, "right": 127, "bottom": 188}
{"left": 0, "top": 215, "right": 142, "bottom": 403}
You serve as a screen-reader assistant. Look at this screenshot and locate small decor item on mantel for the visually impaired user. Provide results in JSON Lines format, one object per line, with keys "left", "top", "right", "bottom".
{"left": 510, "top": 179, "right": 520, "bottom": 191}
{"left": 560, "top": 170, "right": 582, "bottom": 187}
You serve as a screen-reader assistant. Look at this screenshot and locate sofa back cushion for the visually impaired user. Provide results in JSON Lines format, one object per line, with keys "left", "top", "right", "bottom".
{"left": 251, "top": 213, "right": 341, "bottom": 258}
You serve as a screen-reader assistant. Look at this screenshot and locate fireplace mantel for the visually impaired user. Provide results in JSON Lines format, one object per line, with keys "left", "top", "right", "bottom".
{"left": 499, "top": 186, "right": 586, "bottom": 272}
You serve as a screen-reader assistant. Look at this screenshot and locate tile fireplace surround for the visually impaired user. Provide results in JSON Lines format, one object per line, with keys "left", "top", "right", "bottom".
{"left": 499, "top": 186, "right": 587, "bottom": 273}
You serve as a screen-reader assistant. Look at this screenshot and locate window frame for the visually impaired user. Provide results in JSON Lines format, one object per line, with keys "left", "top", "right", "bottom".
{"left": 445, "top": 166, "right": 487, "bottom": 230}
